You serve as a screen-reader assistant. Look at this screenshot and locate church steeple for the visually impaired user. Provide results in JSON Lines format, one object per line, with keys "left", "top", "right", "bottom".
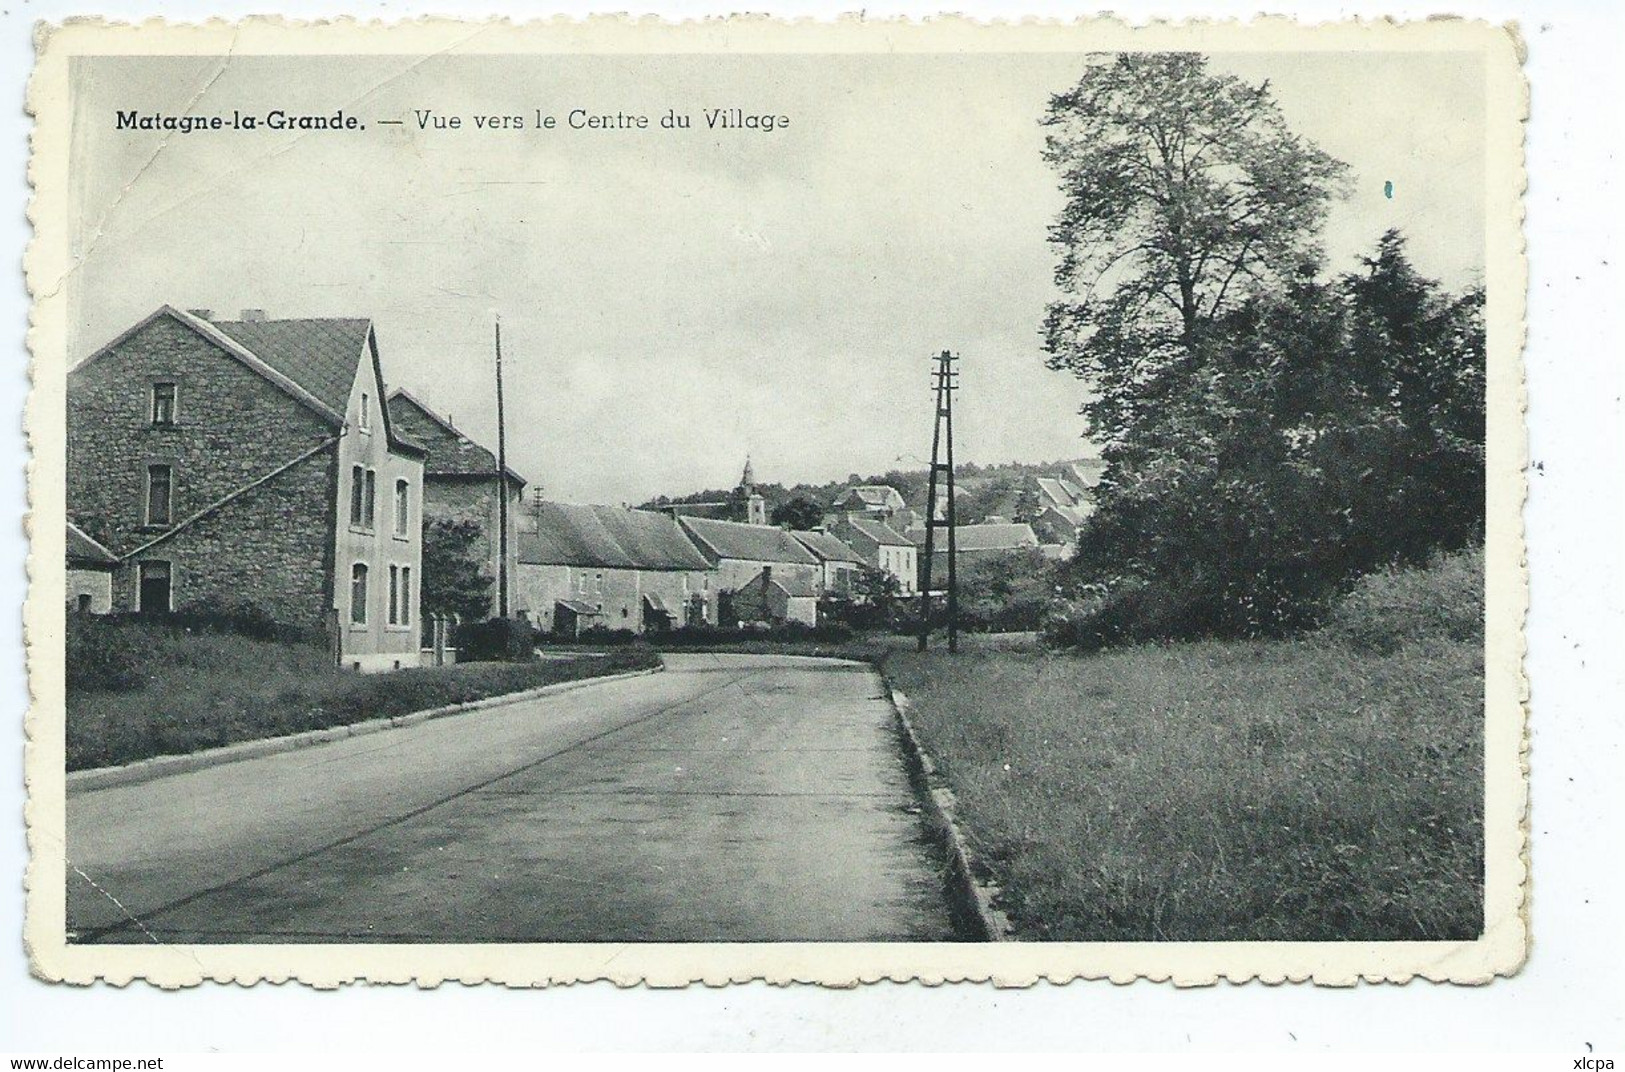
{"left": 738, "top": 456, "right": 767, "bottom": 526}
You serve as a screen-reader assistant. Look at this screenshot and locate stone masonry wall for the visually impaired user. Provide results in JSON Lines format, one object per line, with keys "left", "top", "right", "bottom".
{"left": 67, "top": 314, "right": 338, "bottom": 628}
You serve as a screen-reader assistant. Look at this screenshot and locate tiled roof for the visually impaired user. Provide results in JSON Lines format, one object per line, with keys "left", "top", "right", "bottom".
{"left": 1067, "top": 459, "right": 1106, "bottom": 488}
{"left": 596, "top": 508, "right": 712, "bottom": 571}
{"left": 518, "top": 503, "right": 709, "bottom": 571}
{"left": 67, "top": 522, "right": 117, "bottom": 565}
{"left": 950, "top": 523, "right": 1041, "bottom": 552}
{"left": 835, "top": 484, "right": 906, "bottom": 509}
{"left": 1035, "top": 476, "right": 1078, "bottom": 509}
{"left": 209, "top": 317, "right": 372, "bottom": 416}
{"left": 843, "top": 517, "right": 914, "bottom": 548}
{"left": 387, "top": 390, "right": 525, "bottom": 483}
{"left": 678, "top": 517, "right": 819, "bottom": 565}
{"left": 792, "top": 530, "right": 864, "bottom": 564}
{"left": 1040, "top": 502, "right": 1090, "bottom": 528}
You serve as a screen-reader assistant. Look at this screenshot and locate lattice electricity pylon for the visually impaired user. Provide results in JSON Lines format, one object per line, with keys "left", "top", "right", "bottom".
{"left": 917, "top": 350, "right": 960, "bottom": 653}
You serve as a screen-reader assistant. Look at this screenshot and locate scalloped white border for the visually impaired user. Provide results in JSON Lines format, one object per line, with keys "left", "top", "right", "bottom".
{"left": 22, "top": 13, "right": 1529, "bottom": 988}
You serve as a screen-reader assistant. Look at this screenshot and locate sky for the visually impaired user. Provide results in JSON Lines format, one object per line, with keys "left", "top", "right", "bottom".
{"left": 66, "top": 49, "right": 1485, "bottom": 504}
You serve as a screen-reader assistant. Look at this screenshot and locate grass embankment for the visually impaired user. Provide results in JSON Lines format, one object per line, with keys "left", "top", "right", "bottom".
{"left": 882, "top": 549, "right": 1484, "bottom": 942}
{"left": 66, "top": 620, "right": 658, "bottom": 771}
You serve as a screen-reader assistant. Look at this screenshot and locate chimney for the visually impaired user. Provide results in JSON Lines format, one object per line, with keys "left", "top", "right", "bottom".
{"left": 240, "top": 308, "right": 268, "bottom": 322}
{"left": 186, "top": 308, "right": 214, "bottom": 321}
{"left": 761, "top": 565, "right": 772, "bottom": 587}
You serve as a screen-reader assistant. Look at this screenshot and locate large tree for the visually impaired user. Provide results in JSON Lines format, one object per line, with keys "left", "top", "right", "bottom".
{"left": 1041, "top": 53, "right": 1348, "bottom": 450}
{"left": 770, "top": 495, "right": 826, "bottom": 531}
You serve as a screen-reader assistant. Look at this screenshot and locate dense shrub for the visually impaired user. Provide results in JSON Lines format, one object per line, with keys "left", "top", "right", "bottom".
{"left": 1039, "top": 580, "right": 1225, "bottom": 651}
{"left": 1324, "top": 546, "right": 1485, "bottom": 654}
{"left": 1054, "top": 234, "right": 1485, "bottom": 647}
{"left": 455, "top": 617, "right": 538, "bottom": 662}
{"left": 158, "top": 600, "right": 319, "bottom": 643}
{"left": 655, "top": 621, "right": 855, "bottom": 647}
{"left": 65, "top": 615, "right": 153, "bottom": 692}
{"left": 958, "top": 549, "right": 1058, "bottom": 633}
{"left": 66, "top": 610, "right": 323, "bottom": 693}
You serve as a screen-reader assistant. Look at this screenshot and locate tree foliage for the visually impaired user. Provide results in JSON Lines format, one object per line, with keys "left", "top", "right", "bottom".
{"left": 770, "top": 495, "right": 826, "bottom": 531}
{"left": 421, "top": 517, "right": 493, "bottom": 622}
{"left": 1059, "top": 233, "right": 1485, "bottom": 643}
{"left": 959, "top": 549, "right": 1059, "bottom": 632}
{"left": 1041, "top": 53, "right": 1349, "bottom": 450}
{"left": 1039, "top": 55, "right": 1485, "bottom": 645}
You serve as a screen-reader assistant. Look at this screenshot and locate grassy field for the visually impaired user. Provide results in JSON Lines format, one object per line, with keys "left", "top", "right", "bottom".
{"left": 65, "top": 620, "right": 658, "bottom": 771}
{"left": 881, "top": 554, "right": 1485, "bottom": 942}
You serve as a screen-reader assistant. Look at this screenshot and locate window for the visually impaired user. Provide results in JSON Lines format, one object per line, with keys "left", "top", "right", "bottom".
{"left": 363, "top": 469, "right": 377, "bottom": 529}
{"left": 145, "top": 464, "right": 173, "bottom": 526}
{"left": 359, "top": 392, "right": 371, "bottom": 432}
{"left": 350, "top": 563, "right": 368, "bottom": 624}
{"left": 150, "top": 382, "right": 176, "bottom": 425}
{"left": 394, "top": 479, "right": 410, "bottom": 537}
{"left": 386, "top": 565, "right": 412, "bottom": 627}
{"left": 594, "top": 573, "right": 604, "bottom": 594}
{"left": 350, "top": 465, "right": 364, "bottom": 526}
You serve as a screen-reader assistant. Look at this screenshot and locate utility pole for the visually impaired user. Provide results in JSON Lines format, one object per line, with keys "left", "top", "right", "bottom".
{"left": 917, "top": 350, "right": 960, "bottom": 652}
{"left": 494, "top": 316, "right": 510, "bottom": 619}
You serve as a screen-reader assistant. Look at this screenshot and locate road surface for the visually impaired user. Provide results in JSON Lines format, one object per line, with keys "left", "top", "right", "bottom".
{"left": 66, "top": 653, "right": 962, "bottom": 943}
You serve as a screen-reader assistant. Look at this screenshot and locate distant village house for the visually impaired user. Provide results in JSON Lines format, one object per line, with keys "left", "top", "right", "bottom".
{"left": 832, "top": 516, "right": 918, "bottom": 595}
{"left": 676, "top": 515, "right": 823, "bottom": 625}
{"left": 517, "top": 502, "right": 713, "bottom": 635}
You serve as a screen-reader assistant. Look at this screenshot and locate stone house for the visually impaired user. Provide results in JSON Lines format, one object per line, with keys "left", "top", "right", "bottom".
{"left": 791, "top": 529, "right": 864, "bottom": 598}
{"left": 66, "top": 522, "right": 116, "bottom": 615}
{"left": 675, "top": 516, "right": 822, "bottom": 625}
{"left": 517, "top": 503, "right": 713, "bottom": 635}
{"left": 730, "top": 565, "right": 820, "bottom": 627}
{"left": 831, "top": 484, "right": 907, "bottom": 521}
{"left": 1032, "top": 472, "right": 1096, "bottom": 545}
{"left": 66, "top": 305, "right": 427, "bottom": 672}
{"left": 386, "top": 389, "right": 526, "bottom": 618}
{"left": 911, "top": 521, "right": 1041, "bottom": 587}
{"left": 831, "top": 516, "right": 918, "bottom": 596}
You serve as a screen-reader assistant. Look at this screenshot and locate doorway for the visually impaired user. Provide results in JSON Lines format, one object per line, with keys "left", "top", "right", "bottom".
{"left": 137, "top": 560, "right": 171, "bottom": 613}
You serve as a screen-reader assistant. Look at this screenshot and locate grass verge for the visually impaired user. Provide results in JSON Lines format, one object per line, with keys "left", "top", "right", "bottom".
{"left": 876, "top": 554, "right": 1484, "bottom": 941}
{"left": 66, "top": 621, "right": 658, "bottom": 771}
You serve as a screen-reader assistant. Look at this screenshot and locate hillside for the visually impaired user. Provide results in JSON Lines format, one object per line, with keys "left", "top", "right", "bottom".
{"left": 641, "top": 457, "right": 1101, "bottom": 526}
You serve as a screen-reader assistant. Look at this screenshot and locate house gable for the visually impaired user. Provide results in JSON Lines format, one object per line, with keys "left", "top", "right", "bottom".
{"left": 72, "top": 306, "right": 346, "bottom": 427}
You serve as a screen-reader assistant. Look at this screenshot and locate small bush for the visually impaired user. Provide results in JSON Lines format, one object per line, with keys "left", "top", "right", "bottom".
{"left": 1041, "top": 580, "right": 1228, "bottom": 651}
{"left": 455, "top": 617, "right": 538, "bottom": 662}
{"left": 554, "top": 626, "right": 639, "bottom": 646}
{"left": 654, "top": 621, "right": 855, "bottom": 647}
{"left": 1325, "top": 546, "right": 1485, "bottom": 654}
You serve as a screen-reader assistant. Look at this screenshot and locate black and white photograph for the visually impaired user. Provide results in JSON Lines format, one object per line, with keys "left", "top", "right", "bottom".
{"left": 24, "top": 16, "right": 1527, "bottom": 987}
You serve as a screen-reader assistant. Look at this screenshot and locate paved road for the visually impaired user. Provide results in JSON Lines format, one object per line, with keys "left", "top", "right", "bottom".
{"left": 66, "top": 653, "right": 961, "bottom": 943}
